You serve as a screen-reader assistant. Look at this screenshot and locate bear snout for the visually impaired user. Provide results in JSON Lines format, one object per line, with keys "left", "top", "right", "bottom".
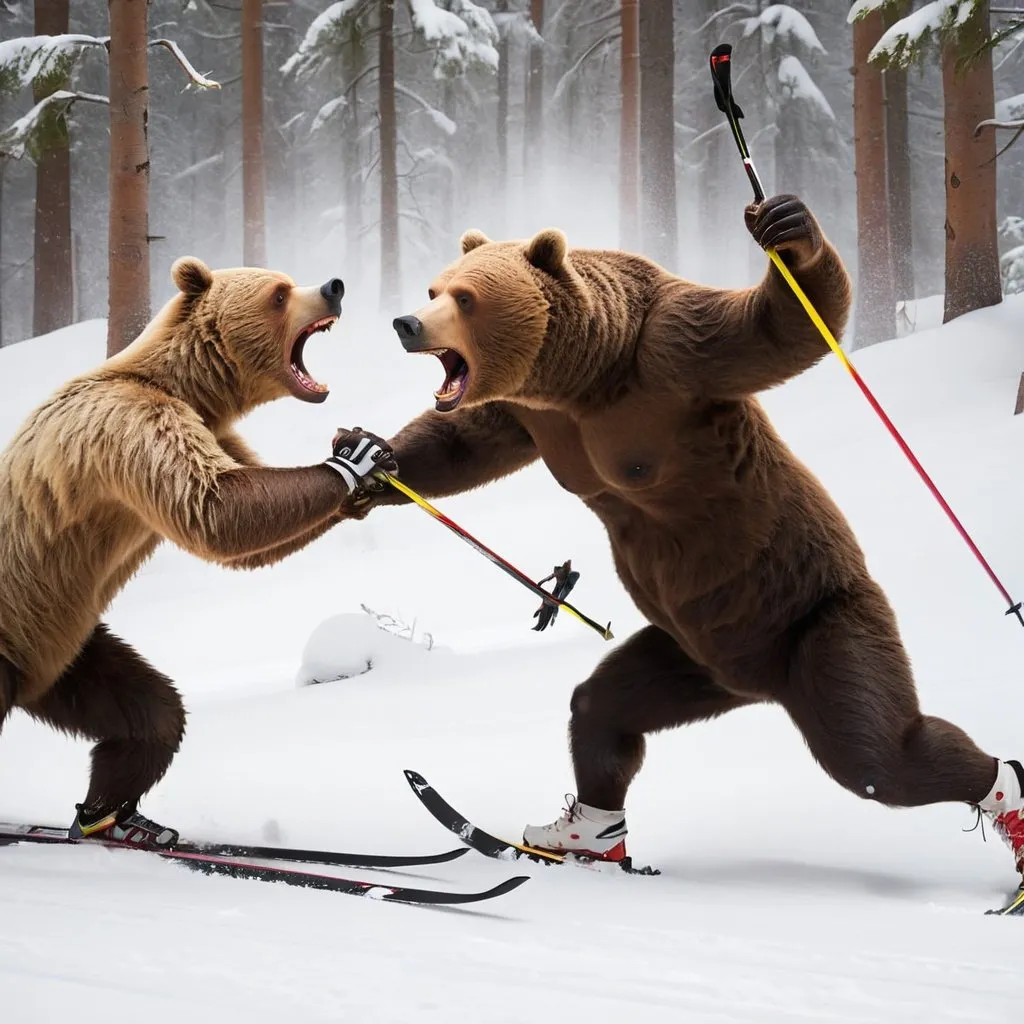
{"left": 393, "top": 315, "right": 424, "bottom": 350}
{"left": 319, "top": 278, "right": 344, "bottom": 315}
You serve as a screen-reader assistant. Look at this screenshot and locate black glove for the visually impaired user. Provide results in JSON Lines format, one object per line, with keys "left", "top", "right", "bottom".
{"left": 325, "top": 427, "right": 397, "bottom": 494}
{"left": 743, "top": 193, "right": 823, "bottom": 270}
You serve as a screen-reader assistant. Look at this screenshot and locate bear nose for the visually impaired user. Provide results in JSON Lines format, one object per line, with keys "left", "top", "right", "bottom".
{"left": 393, "top": 315, "right": 424, "bottom": 350}
{"left": 320, "top": 278, "right": 344, "bottom": 315}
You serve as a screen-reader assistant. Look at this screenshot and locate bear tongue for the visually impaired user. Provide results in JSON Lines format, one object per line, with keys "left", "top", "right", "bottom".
{"left": 433, "top": 349, "right": 468, "bottom": 403}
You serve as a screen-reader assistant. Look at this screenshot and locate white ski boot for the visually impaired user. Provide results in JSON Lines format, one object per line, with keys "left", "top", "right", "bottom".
{"left": 522, "top": 795, "right": 628, "bottom": 862}
{"left": 979, "top": 759, "right": 1024, "bottom": 876}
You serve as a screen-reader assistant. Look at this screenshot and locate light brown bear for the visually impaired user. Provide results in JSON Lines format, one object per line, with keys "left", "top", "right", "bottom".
{"left": 377, "top": 194, "right": 1024, "bottom": 877}
{"left": 0, "top": 257, "right": 396, "bottom": 847}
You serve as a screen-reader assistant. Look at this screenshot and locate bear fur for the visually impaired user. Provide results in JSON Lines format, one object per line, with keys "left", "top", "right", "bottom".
{"left": 379, "top": 194, "right": 999, "bottom": 817}
{"left": 0, "top": 257, "right": 392, "bottom": 822}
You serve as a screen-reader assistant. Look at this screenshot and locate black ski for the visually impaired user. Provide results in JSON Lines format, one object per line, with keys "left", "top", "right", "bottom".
{"left": 987, "top": 884, "right": 1024, "bottom": 917}
{"left": 0, "top": 821, "right": 468, "bottom": 869}
{"left": 0, "top": 824, "right": 528, "bottom": 907}
{"left": 403, "top": 769, "right": 660, "bottom": 876}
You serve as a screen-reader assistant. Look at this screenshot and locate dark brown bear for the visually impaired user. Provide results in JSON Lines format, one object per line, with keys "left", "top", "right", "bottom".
{"left": 376, "top": 194, "right": 1024, "bottom": 874}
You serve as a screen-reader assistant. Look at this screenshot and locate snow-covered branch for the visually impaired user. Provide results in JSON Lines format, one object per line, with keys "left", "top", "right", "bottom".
{"left": 0, "top": 34, "right": 107, "bottom": 94}
{"left": 977, "top": 117, "right": 1024, "bottom": 133}
{"left": 740, "top": 5, "right": 826, "bottom": 54}
{"left": 395, "top": 82, "right": 456, "bottom": 134}
{"left": 868, "top": 0, "right": 980, "bottom": 68}
{"left": 492, "top": 10, "right": 543, "bottom": 46}
{"left": 552, "top": 30, "right": 620, "bottom": 104}
{"left": 409, "top": 0, "right": 499, "bottom": 77}
{"left": 311, "top": 95, "right": 347, "bottom": 133}
{"left": 0, "top": 88, "right": 107, "bottom": 159}
{"left": 280, "top": 0, "right": 371, "bottom": 79}
{"left": 847, "top": 0, "right": 906, "bottom": 23}
{"left": 148, "top": 39, "right": 221, "bottom": 89}
{"left": 777, "top": 55, "right": 835, "bottom": 119}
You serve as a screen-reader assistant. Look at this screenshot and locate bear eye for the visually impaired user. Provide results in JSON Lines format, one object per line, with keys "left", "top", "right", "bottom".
{"left": 273, "top": 286, "right": 287, "bottom": 307}
{"left": 427, "top": 288, "right": 437, "bottom": 300}
{"left": 455, "top": 292, "right": 473, "bottom": 313}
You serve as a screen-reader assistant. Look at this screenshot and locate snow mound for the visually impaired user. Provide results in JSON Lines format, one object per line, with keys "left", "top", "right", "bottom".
{"left": 295, "top": 610, "right": 438, "bottom": 686}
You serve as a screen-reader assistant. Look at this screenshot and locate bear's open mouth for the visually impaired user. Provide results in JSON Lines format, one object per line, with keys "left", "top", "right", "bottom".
{"left": 289, "top": 316, "right": 335, "bottom": 399}
{"left": 431, "top": 348, "right": 469, "bottom": 412}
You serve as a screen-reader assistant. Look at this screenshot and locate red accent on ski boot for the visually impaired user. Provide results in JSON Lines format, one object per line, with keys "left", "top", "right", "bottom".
{"left": 993, "top": 810, "right": 1024, "bottom": 874}
{"left": 571, "top": 838, "right": 627, "bottom": 863}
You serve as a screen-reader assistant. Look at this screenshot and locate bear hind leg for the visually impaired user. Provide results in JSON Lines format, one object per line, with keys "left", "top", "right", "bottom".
{"left": 569, "top": 625, "right": 754, "bottom": 809}
{"left": 23, "top": 624, "right": 187, "bottom": 816}
{"left": 784, "top": 590, "right": 997, "bottom": 807}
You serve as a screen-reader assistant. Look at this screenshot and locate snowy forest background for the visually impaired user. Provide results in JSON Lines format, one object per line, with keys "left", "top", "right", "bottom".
{"left": 1, "top": 0, "right": 1023, "bottom": 356}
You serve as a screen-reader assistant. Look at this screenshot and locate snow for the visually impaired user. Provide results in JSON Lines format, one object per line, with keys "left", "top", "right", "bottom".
{"left": 777, "top": 55, "right": 835, "bottom": 120}
{"left": 294, "top": 610, "right": 439, "bottom": 686}
{"left": 869, "top": 0, "right": 978, "bottom": 65}
{"left": 741, "top": 5, "right": 826, "bottom": 55}
{"left": 3, "top": 288, "right": 1024, "bottom": 1018}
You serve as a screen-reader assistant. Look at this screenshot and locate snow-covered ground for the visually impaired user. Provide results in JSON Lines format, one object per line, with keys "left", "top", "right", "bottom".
{"left": 2, "top": 285, "right": 1024, "bottom": 1022}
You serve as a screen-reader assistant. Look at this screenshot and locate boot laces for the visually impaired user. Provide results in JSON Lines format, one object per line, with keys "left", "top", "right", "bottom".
{"left": 963, "top": 805, "right": 987, "bottom": 842}
{"left": 559, "top": 794, "right": 580, "bottom": 824}
{"left": 116, "top": 809, "right": 166, "bottom": 835}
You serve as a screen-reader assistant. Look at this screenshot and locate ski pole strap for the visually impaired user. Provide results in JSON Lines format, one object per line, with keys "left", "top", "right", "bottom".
{"left": 376, "top": 471, "right": 614, "bottom": 641}
{"left": 708, "top": 42, "right": 1022, "bottom": 629}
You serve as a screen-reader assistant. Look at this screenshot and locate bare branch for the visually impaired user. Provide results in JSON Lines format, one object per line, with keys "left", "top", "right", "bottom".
{"left": 148, "top": 38, "right": 221, "bottom": 89}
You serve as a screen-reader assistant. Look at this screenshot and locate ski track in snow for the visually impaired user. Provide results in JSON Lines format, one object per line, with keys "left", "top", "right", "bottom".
{"left": 3, "top": 296, "right": 1024, "bottom": 1021}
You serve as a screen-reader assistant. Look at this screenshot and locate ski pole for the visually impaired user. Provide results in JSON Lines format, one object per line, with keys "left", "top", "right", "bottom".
{"left": 708, "top": 42, "right": 1023, "bottom": 629}
{"left": 375, "top": 471, "right": 614, "bottom": 641}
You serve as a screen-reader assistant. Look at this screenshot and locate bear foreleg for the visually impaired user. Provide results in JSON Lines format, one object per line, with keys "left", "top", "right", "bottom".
{"left": 23, "top": 624, "right": 187, "bottom": 816}
{"left": 783, "top": 587, "right": 997, "bottom": 807}
{"left": 568, "top": 625, "right": 754, "bottom": 809}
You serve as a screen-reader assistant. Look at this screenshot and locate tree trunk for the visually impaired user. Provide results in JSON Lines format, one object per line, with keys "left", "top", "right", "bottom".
{"left": 883, "top": 3, "right": 913, "bottom": 306}
{"left": 107, "top": 0, "right": 151, "bottom": 357}
{"left": 241, "top": 0, "right": 266, "bottom": 266}
{"left": 33, "top": 0, "right": 73, "bottom": 338}
{"left": 638, "top": 0, "right": 676, "bottom": 270}
{"left": 524, "top": 0, "right": 543, "bottom": 189}
{"left": 619, "top": 0, "right": 640, "bottom": 251}
{"left": 379, "top": 0, "right": 399, "bottom": 310}
{"left": 496, "top": 0, "right": 509, "bottom": 234}
{"left": 942, "top": 0, "right": 1001, "bottom": 323}
{"left": 851, "top": 8, "right": 894, "bottom": 347}
{"left": 344, "top": 77, "right": 362, "bottom": 283}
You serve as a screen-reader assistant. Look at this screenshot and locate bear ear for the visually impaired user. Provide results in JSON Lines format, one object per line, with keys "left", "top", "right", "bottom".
{"left": 524, "top": 228, "right": 567, "bottom": 276}
{"left": 171, "top": 256, "right": 213, "bottom": 298}
{"left": 459, "top": 229, "right": 491, "bottom": 255}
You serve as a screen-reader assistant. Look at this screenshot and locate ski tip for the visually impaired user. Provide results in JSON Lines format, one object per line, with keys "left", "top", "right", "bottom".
{"left": 490, "top": 875, "right": 531, "bottom": 897}
{"left": 403, "top": 769, "right": 428, "bottom": 789}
